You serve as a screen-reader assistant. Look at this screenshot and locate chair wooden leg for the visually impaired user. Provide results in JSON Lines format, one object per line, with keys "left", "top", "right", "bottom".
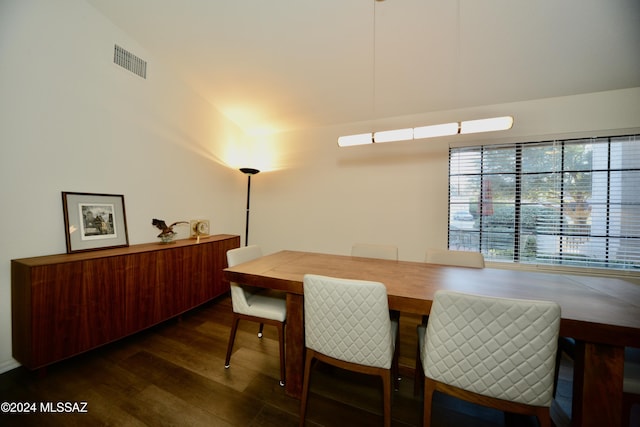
{"left": 391, "top": 309, "right": 402, "bottom": 387}
{"left": 258, "top": 323, "right": 264, "bottom": 338}
{"left": 423, "top": 378, "right": 436, "bottom": 427}
{"left": 299, "top": 349, "right": 315, "bottom": 427}
{"left": 225, "top": 316, "right": 240, "bottom": 368}
{"left": 534, "top": 407, "right": 552, "bottom": 427}
{"left": 277, "top": 322, "right": 286, "bottom": 386}
{"left": 393, "top": 329, "right": 400, "bottom": 391}
{"left": 553, "top": 339, "right": 562, "bottom": 398}
{"left": 414, "top": 339, "right": 423, "bottom": 396}
{"left": 415, "top": 320, "right": 428, "bottom": 396}
{"left": 381, "top": 370, "right": 392, "bottom": 427}
{"left": 622, "top": 396, "right": 631, "bottom": 427}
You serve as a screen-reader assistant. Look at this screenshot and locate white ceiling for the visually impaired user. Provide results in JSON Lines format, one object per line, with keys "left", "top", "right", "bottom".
{"left": 86, "top": 0, "right": 640, "bottom": 135}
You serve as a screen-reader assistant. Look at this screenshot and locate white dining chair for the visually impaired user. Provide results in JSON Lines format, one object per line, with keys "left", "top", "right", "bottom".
{"left": 224, "top": 245, "right": 287, "bottom": 386}
{"left": 352, "top": 243, "right": 401, "bottom": 381}
{"left": 351, "top": 243, "right": 398, "bottom": 260}
{"left": 299, "top": 274, "right": 399, "bottom": 427}
{"left": 415, "top": 248, "right": 486, "bottom": 394}
{"left": 419, "top": 290, "right": 561, "bottom": 427}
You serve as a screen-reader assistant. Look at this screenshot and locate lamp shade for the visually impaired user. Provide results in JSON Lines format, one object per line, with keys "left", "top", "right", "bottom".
{"left": 240, "top": 167, "right": 260, "bottom": 175}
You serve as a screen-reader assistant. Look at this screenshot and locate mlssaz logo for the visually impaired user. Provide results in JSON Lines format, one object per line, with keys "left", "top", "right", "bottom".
{"left": 40, "top": 401, "right": 88, "bottom": 413}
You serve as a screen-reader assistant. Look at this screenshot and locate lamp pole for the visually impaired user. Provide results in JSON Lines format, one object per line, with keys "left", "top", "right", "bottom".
{"left": 240, "top": 168, "right": 260, "bottom": 246}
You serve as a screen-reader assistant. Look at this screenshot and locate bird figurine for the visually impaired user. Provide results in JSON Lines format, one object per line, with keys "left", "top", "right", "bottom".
{"left": 152, "top": 218, "right": 188, "bottom": 242}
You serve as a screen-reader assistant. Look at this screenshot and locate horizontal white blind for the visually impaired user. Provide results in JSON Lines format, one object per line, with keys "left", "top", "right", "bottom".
{"left": 448, "top": 135, "right": 640, "bottom": 271}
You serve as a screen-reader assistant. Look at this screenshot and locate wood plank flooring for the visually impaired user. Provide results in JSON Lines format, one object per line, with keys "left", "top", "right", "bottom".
{"left": 0, "top": 294, "right": 574, "bottom": 427}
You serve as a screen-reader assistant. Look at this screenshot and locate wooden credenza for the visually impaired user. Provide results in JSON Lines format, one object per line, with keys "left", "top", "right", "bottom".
{"left": 11, "top": 234, "right": 240, "bottom": 370}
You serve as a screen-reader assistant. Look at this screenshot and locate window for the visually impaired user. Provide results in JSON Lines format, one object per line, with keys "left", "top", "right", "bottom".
{"left": 448, "top": 134, "right": 640, "bottom": 271}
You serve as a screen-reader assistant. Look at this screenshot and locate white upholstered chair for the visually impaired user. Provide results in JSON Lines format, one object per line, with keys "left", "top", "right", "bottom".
{"left": 224, "top": 245, "right": 287, "bottom": 386}
{"left": 419, "top": 290, "right": 561, "bottom": 427}
{"left": 299, "top": 274, "right": 399, "bottom": 427}
{"left": 425, "top": 248, "right": 485, "bottom": 268}
{"left": 352, "top": 243, "right": 401, "bottom": 383}
{"left": 351, "top": 243, "right": 398, "bottom": 261}
{"left": 414, "top": 248, "right": 486, "bottom": 394}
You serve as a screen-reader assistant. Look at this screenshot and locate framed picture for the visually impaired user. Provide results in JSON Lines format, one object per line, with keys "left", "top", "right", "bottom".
{"left": 62, "top": 192, "right": 129, "bottom": 253}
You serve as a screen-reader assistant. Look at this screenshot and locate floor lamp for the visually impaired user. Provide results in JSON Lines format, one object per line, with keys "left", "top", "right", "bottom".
{"left": 240, "top": 167, "right": 259, "bottom": 246}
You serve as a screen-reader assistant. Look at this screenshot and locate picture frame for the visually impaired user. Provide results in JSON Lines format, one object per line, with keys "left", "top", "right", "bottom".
{"left": 62, "top": 191, "right": 129, "bottom": 253}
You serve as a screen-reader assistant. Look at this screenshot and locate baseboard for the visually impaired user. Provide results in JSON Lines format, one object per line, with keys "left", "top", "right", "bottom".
{"left": 0, "top": 358, "right": 20, "bottom": 375}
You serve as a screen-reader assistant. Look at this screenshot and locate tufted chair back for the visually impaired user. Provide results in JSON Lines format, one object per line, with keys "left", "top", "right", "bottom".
{"left": 423, "top": 289, "right": 560, "bottom": 405}
{"left": 419, "top": 289, "right": 560, "bottom": 427}
{"left": 303, "top": 274, "right": 395, "bottom": 369}
{"left": 227, "top": 245, "right": 263, "bottom": 315}
{"left": 300, "top": 274, "right": 399, "bottom": 427}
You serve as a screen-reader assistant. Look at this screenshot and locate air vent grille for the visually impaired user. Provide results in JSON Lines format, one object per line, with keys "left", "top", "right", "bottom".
{"left": 113, "top": 45, "right": 147, "bottom": 79}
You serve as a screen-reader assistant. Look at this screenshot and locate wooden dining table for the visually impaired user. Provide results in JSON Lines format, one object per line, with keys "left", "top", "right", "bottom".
{"left": 223, "top": 250, "right": 640, "bottom": 427}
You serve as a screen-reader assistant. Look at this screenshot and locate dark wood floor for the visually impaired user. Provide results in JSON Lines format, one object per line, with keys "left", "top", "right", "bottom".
{"left": 0, "top": 294, "right": 576, "bottom": 427}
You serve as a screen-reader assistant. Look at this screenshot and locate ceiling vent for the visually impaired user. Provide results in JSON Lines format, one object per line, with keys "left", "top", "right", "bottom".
{"left": 113, "top": 44, "right": 147, "bottom": 79}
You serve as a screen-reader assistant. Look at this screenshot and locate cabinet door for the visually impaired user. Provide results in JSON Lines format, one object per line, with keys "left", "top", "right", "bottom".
{"left": 29, "top": 257, "right": 125, "bottom": 367}
{"left": 124, "top": 251, "right": 159, "bottom": 332}
{"left": 184, "top": 239, "right": 235, "bottom": 304}
{"left": 82, "top": 256, "right": 126, "bottom": 345}
{"left": 30, "top": 262, "right": 84, "bottom": 367}
{"left": 155, "top": 247, "right": 185, "bottom": 318}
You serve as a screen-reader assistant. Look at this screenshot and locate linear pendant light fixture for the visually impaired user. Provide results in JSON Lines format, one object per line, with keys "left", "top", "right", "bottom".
{"left": 337, "top": 116, "right": 514, "bottom": 147}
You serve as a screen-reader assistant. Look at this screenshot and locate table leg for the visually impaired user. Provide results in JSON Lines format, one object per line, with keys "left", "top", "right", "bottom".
{"left": 285, "top": 293, "right": 304, "bottom": 398}
{"left": 571, "top": 341, "right": 624, "bottom": 427}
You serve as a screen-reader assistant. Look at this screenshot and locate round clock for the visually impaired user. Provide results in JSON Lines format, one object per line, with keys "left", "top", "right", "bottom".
{"left": 196, "top": 221, "right": 209, "bottom": 235}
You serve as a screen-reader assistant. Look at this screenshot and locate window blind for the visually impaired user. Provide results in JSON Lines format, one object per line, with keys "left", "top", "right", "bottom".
{"left": 448, "top": 134, "right": 640, "bottom": 271}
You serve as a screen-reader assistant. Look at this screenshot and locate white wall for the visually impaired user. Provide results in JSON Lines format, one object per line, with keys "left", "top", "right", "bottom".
{"left": 249, "top": 88, "right": 640, "bottom": 262}
{"left": 0, "top": 0, "right": 248, "bottom": 373}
